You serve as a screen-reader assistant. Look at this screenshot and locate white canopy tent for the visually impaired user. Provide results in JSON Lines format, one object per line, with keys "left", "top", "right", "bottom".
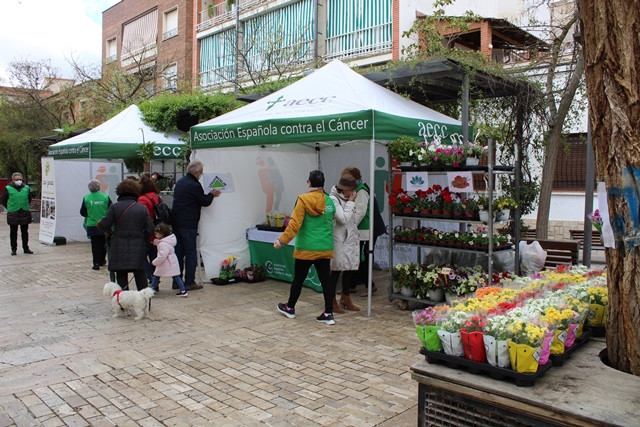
{"left": 45, "top": 105, "right": 185, "bottom": 242}
{"left": 190, "top": 60, "right": 466, "bottom": 314}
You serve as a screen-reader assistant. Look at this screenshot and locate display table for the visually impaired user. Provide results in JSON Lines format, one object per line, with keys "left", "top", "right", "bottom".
{"left": 411, "top": 338, "right": 639, "bottom": 426}
{"left": 247, "top": 228, "right": 321, "bottom": 292}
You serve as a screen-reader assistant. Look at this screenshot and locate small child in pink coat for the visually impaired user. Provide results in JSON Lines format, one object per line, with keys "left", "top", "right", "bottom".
{"left": 151, "top": 223, "right": 187, "bottom": 297}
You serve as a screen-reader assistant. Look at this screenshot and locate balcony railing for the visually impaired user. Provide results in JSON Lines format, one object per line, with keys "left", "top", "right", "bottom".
{"left": 163, "top": 28, "right": 178, "bottom": 41}
{"left": 324, "top": 23, "right": 392, "bottom": 61}
{"left": 197, "top": 0, "right": 267, "bottom": 32}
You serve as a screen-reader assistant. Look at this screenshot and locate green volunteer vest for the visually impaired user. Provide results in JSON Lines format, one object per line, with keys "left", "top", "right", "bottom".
{"left": 295, "top": 194, "right": 335, "bottom": 252}
{"left": 356, "top": 183, "right": 371, "bottom": 231}
{"left": 6, "top": 185, "right": 30, "bottom": 212}
{"left": 83, "top": 192, "right": 110, "bottom": 227}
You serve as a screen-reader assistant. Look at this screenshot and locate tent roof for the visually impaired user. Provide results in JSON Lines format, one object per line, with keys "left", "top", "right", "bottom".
{"left": 47, "top": 105, "right": 185, "bottom": 160}
{"left": 361, "top": 58, "right": 533, "bottom": 105}
{"left": 191, "top": 60, "right": 466, "bottom": 148}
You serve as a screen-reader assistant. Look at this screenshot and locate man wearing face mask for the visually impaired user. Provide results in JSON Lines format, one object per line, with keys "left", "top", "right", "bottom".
{"left": 0, "top": 172, "right": 34, "bottom": 255}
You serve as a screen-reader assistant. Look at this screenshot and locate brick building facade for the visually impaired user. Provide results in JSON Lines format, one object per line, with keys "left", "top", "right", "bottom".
{"left": 102, "top": 0, "right": 194, "bottom": 91}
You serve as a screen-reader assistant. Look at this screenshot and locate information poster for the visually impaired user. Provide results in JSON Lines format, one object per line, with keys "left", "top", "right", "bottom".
{"left": 39, "top": 157, "right": 56, "bottom": 244}
{"left": 202, "top": 172, "right": 234, "bottom": 193}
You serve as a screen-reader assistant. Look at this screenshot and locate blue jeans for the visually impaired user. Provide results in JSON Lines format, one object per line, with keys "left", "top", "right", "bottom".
{"left": 174, "top": 228, "right": 198, "bottom": 287}
{"left": 151, "top": 275, "right": 185, "bottom": 293}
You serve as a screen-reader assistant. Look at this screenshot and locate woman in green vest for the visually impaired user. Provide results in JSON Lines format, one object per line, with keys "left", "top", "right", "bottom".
{"left": 80, "top": 179, "right": 112, "bottom": 270}
{"left": 274, "top": 170, "right": 337, "bottom": 325}
{"left": 0, "top": 172, "right": 33, "bottom": 255}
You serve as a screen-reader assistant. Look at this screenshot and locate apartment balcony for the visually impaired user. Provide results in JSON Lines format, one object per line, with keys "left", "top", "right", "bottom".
{"left": 197, "top": 0, "right": 267, "bottom": 32}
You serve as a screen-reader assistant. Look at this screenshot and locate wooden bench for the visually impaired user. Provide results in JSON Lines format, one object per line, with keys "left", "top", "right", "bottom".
{"left": 569, "top": 229, "right": 604, "bottom": 249}
{"left": 523, "top": 239, "right": 580, "bottom": 269}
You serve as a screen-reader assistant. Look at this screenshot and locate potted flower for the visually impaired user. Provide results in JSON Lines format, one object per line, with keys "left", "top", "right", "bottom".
{"left": 219, "top": 255, "right": 238, "bottom": 282}
{"left": 388, "top": 188, "right": 412, "bottom": 213}
{"left": 388, "top": 136, "right": 421, "bottom": 165}
{"left": 461, "top": 141, "right": 487, "bottom": 165}
{"left": 493, "top": 195, "right": 518, "bottom": 221}
{"left": 392, "top": 262, "right": 419, "bottom": 296}
{"left": 507, "top": 320, "right": 547, "bottom": 373}
{"left": 413, "top": 306, "right": 447, "bottom": 351}
{"left": 461, "top": 315, "right": 488, "bottom": 362}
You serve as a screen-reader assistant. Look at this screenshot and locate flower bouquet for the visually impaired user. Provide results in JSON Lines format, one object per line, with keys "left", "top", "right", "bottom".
{"left": 588, "top": 209, "right": 603, "bottom": 234}
{"left": 413, "top": 307, "right": 447, "bottom": 352}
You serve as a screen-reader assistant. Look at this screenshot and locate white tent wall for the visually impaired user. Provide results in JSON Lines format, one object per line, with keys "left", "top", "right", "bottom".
{"left": 51, "top": 160, "right": 122, "bottom": 242}
{"left": 194, "top": 147, "right": 317, "bottom": 279}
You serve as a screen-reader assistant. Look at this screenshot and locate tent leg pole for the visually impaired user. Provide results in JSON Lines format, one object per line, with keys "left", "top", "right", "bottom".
{"left": 364, "top": 137, "right": 376, "bottom": 317}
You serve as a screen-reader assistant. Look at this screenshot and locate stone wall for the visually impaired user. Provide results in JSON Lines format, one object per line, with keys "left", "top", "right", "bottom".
{"left": 523, "top": 219, "right": 584, "bottom": 240}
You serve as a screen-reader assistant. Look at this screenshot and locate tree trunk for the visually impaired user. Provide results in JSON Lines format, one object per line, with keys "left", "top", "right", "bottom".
{"left": 536, "top": 50, "right": 585, "bottom": 240}
{"left": 578, "top": 0, "right": 640, "bottom": 375}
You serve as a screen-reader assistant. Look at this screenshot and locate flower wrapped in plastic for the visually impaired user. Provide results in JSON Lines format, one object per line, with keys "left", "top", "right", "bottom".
{"left": 437, "top": 309, "right": 469, "bottom": 356}
{"left": 413, "top": 306, "right": 447, "bottom": 351}
{"left": 483, "top": 315, "right": 511, "bottom": 368}
{"left": 460, "top": 314, "right": 487, "bottom": 362}
{"left": 219, "top": 255, "right": 238, "bottom": 281}
{"left": 507, "top": 320, "right": 546, "bottom": 373}
{"left": 588, "top": 209, "right": 603, "bottom": 234}
{"left": 586, "top": 283, "right": 608, "bottom": 327}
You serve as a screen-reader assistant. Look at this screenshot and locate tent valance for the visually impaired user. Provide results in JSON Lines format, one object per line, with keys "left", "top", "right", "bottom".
{"left": 48, "top": 105, "right": 185, "bottom": 160}
{"left": 191, "top": 60, "right": 469, "bottom": 148}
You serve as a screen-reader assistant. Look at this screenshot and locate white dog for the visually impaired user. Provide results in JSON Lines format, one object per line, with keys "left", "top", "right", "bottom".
{"left": 103, "top": 282, "right": 155, "bottom": 320}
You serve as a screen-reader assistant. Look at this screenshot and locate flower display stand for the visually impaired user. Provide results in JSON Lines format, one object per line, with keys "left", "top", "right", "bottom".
{"left": 413, "top": 338, "right": 640, "bottom": 426}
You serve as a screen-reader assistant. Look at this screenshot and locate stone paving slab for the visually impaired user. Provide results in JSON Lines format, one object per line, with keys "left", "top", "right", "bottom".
{"left": 0, "top": 217, "right": 419, "bottom": 426}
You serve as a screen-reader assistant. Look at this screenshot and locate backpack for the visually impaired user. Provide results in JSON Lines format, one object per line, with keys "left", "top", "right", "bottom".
{"left": 359, "top": 183, "right": 387, "bottom": 240}
{"left": 372, "top": 195, "right": 387, "bottom": 239}
{"left": 145, "top": 195, "right": 172, "bottom": 225}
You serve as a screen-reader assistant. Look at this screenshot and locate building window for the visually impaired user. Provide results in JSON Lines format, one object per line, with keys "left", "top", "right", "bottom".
{"left": 244, "top": 0, "right": 315, "bottom": 73}
{"left": 106, "top": 37, "right": 117, "bottom": 63}
{"left": 122, "top": 9, "right": 158, "bottom": 61}
{"left": 164, "top": 63, "right": 178, "bottom": 91}
{"left": 163, "top": 7, "right": 178, "bottom": 41}
{"left": 553, "top": 133, "right": 593, "bottom": 191}
{"left": 325, "top": 0, "right": 392, "bottom": 60}
{"left": 199, "top": 28, "right": 237, "bottom": 87}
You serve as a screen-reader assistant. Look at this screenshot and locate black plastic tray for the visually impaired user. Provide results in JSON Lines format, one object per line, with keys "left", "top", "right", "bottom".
{"left": 549, "top": 329, "right": 591, "bottom": 366}
{"left": 210, "top": 277, "right": 238, "bottom": 286}
{"left": 256, "top": 223, "right": 285, "bottom": 232}
{"left": 419, "top": 347, "right": 553, "bottom": 387}
{"left": 584, "top": 324, "right": 605, "bottom": 337}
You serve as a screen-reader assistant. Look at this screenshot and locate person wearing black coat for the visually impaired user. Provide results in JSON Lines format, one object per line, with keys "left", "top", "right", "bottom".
{"left": 171, "top": 160, "right": 221, "bottom": 289}
{"left": 97, "top": 179, "right": 154, "bottom": 291}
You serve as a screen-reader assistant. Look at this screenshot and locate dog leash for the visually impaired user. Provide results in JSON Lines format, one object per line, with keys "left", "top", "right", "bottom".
{"left": 112, "top": 289, "right": 124, "bottom": 310}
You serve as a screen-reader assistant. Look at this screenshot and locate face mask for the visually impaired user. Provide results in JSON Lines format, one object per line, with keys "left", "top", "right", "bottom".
{"left": 14, "top": 180, "right": 23, "bottom": 186}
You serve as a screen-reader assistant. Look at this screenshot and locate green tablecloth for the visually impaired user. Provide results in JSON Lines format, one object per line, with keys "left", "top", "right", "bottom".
{"left": 247, "top": 230, "right": 322, "bottom": 292}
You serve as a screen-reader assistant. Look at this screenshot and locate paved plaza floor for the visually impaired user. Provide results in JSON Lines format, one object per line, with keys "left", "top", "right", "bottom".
{"left": 0, "top": 217, "right": 419, "bottom": 426}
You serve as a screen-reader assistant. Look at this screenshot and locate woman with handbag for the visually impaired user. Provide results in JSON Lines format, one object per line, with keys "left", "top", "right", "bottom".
{"left": 98, "top": 179, "right": 154, "bottom": 290}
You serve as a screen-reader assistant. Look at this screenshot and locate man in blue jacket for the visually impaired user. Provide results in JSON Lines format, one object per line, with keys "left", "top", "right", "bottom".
{"left": 172, "top": 160, "right": 221, "bottom": 290}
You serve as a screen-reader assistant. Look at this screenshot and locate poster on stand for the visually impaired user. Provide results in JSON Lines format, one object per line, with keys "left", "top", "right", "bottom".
{"left": 39, "top": 157, "right": 56, "bottom": 244}
{"left": 447, "top": 171, "right": 474, "bottom": 192}
{"left": 405, "top": 171, "right": 429, "bottom": 192}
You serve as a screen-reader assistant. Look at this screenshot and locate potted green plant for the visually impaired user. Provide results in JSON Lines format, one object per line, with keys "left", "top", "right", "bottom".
{"left": 388, "top": 136, "right": 421, "bottom": 165}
